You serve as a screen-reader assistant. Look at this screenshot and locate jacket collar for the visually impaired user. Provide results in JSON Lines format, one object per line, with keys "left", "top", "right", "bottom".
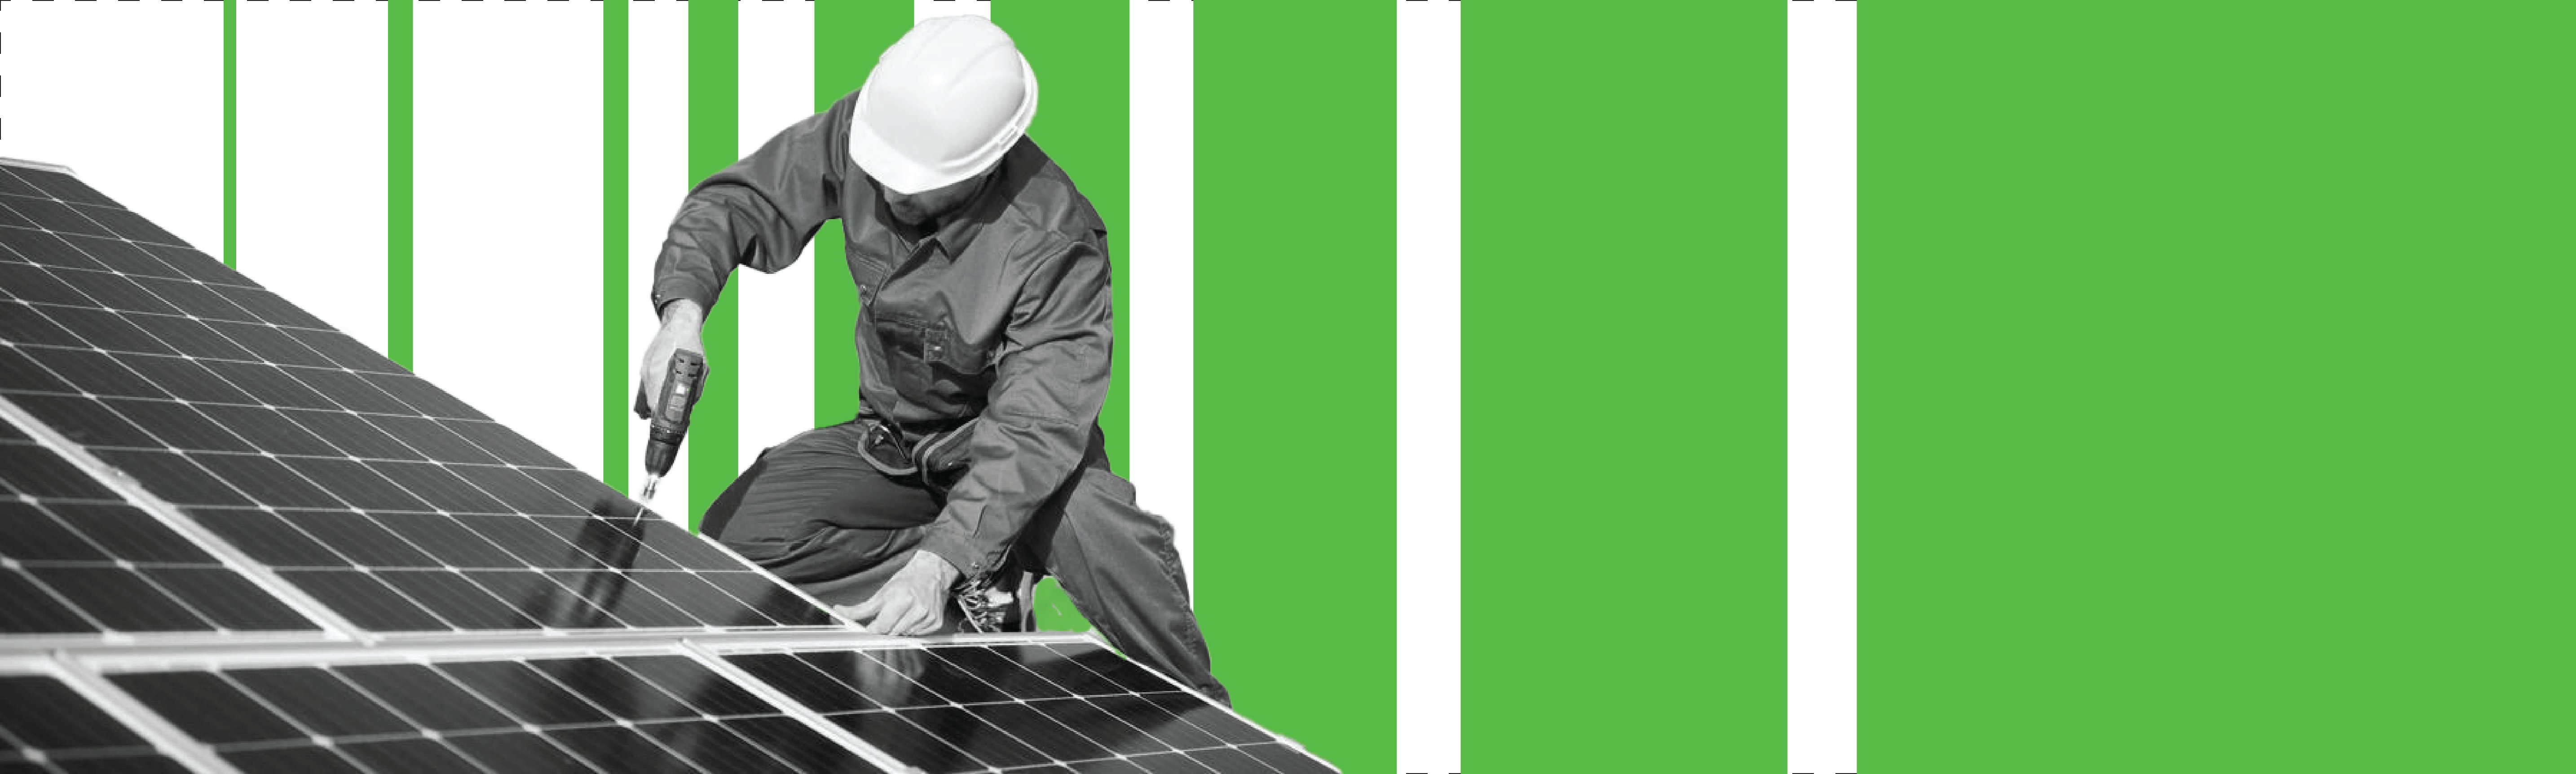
{"left": 887, "top": 138, "right": 1036, "bottom": 260}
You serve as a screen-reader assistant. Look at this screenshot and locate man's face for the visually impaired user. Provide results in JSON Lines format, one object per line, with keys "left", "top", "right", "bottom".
{"left": 883, "top": 172, "right": 989, "bottom": 226}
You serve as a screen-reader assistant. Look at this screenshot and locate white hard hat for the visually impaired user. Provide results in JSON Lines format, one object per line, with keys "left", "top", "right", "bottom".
{"left": 850, "top": 16, "right": 1039, "bottom": 195}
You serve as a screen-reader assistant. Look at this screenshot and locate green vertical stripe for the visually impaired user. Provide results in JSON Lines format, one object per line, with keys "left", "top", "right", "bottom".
{"left": 1198, "top": 4, "right": 1393, "bottom": 771}
{"left": 222, "top": 0, "right": 236, "bottom": 270}
{"left": 684, "top": 0, "right": 738, "bottom": 532}
{"left": 387, "top": 0, "right": 414, "bottom": 369}
{"left": 1463, "top": 4, "right": 1786, "bottom": 771}
{"left": 811, "top": 0, "right": 909, "bottom": 431}
{"left": 1869, "top": 4, "right": 2574, "bottom": 771}
{"left": 994, "top": 0, "right": 1125, "bottom": 633}
{"left": 603, "top": 0, "right": 631, "bottom": 492}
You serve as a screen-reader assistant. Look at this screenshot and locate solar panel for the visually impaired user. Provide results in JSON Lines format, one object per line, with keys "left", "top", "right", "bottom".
{"left": 721, "top": 642, "right": 1335, "bottom": 774}
{"left": 0, "top": 671, "right": 191, "bottom": 773}
{"left": 0, "top": 158, "right": 1336, "bottom": 773}
{"left": 0, "top": 161, "right": 835, "bottom": 635}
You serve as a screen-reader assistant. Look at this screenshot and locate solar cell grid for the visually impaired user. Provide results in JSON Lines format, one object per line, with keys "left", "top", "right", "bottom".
{"left": 106, "top": 655, "right": 886, "bottom": 774}
{"left": 0, "top": 190, "right": 836, "bottom": 635}
{"left": 0, "top": 198, "right": 118, "bottom": 243}
{"left": 0, "top": 674, "right": 192, "bottom": 773}
{"left": 723, "top": 643, "right": 1334, "bottom": 774}
{"left": 0, "top": 171, "right": 182, "bottom": 248}
{"left": 0, "top": 414, "right": 317, "bottom": 637}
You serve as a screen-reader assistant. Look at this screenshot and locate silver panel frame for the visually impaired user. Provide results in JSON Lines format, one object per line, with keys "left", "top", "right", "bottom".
{"left": 0, "top": 157, "right": 78, "bottom": 177}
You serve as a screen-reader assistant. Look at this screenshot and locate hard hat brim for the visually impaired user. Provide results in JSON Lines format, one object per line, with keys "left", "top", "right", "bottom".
{"left": 848, "top": 53, "right": 1039, "bottom": 196}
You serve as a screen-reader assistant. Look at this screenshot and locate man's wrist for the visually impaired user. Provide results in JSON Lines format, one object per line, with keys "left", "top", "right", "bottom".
{"left": 913, "top": 549, "right": 963, "bottom": 585}
{"left": 914, "top": 537, "right": 986, "bottom": 589}
{"left": 659, "top": 298, "right": 706, "bottom": 328}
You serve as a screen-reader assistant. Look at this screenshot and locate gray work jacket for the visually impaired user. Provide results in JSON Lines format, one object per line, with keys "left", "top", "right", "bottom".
{"left": 649, "top": 91, "right": 1114, "bottom": 586}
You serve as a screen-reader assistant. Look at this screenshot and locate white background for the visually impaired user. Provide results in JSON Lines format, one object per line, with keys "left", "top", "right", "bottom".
{"left": 0, "top": 3, "right": 224, "bottom": 254}
{"left": 235, "top": 0, "right": 390, "bottom": 355}
{"left": 734, "top": 0, "right": 821, "bottom": 488}
{"left": 1789, "top": 1, "right": 1860, "bottom": 772}
{"left": 1395, "top": 2, "right": 1461, "bottom": 773}
{"left": 1125, "top": 0, "right": 1197, "bottom": 585}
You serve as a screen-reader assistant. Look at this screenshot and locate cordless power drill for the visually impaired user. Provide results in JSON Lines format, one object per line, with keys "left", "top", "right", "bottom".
{"left": 633, "top": 350, "right": 706, "bottom": 502}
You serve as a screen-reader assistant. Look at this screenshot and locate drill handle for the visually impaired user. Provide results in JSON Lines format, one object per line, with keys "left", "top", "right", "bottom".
{"left": 636, "top": 350, "right": 708, "bottom": 429}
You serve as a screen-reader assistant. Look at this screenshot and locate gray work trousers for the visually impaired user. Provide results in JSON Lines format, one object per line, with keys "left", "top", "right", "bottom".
{"left": 699, "top": 418, "right": 1227, "bottom": 704}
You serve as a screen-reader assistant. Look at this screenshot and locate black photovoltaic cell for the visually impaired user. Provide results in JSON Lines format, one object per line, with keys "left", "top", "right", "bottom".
{"left": 109, "top": 655, "right": 885, "bottom": 774}
{"left": 0, "top": 163, "right": 834, "bottom": 634}
{"left": 0, "top": 674, "right": 192, "bottom": 773}
{"left": 0, "top": 414, "right": 317, "bottom": 636}
{"left": 726, "top": 643, "right": 1336, "bottom": 774}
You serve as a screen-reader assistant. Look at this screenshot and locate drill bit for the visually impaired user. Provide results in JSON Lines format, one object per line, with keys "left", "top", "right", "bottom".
{"left": 639, "top": 474, "right": 663, "bottom": 502}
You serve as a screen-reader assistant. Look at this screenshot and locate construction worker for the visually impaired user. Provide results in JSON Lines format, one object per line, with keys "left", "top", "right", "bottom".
{"left": 635, "top": 16, "right": 1223, "bottom": 703}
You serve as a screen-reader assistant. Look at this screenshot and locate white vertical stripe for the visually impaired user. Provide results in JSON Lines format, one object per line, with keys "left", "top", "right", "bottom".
{"left": 916, "top": 0, "right": 993, "bottom": 23}
{"left": 1788, "top": 3, "right": 1860, "bottom": 772}
{"left": 0, "top": 3, "right": 224, "bottom": 253}
{"left": 412, "top": 4, "right": 605, "bottom": 477}
{"left": 1128, "top": 0, "right": 1195, "bottom": 584}
{"left": 236, "top": 2, "right": 390, "bottom": 353}
{"left": 631, "top": 0, "right": 695, "bottom": 523}
{"left": 735, "top": 0, "right": 820, "bottom": 469}
{"left": 1395, "top": 2, "right": 1460, "bottom": 773}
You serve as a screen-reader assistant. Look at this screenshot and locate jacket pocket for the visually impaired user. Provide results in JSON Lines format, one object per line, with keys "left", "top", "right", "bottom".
{"left": 871, "top": 312, "right": 943, "bottom": 397}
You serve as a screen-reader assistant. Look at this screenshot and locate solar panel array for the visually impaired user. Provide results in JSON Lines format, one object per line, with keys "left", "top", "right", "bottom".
{"left": 0, "top": 156, "right": 1330, "bottom": 774}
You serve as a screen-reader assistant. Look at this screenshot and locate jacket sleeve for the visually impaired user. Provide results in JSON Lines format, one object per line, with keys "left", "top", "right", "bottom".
{"left": 648, "top": 98, "right": 854, "bottom": 317}
{"left": 916, "top": 237, "right": 1116, "bottom": 583}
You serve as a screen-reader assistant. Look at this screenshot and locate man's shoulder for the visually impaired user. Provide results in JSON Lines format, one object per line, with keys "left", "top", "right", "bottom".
{"left": 992, "top": 139, "right": 1108, "bottom": 257}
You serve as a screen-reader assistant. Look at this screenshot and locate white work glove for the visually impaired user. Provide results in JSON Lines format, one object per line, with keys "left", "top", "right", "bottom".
{"left": 835, "top": 550, "right": 963, "bottom": 636}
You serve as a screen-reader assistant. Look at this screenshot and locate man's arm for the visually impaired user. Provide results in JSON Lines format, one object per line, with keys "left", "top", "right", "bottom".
{"left": 914, "top": 238, "right": 1117, "bottom": 585}
{"left": 640, "top": 97, "right": 855, "bottom": 407}
{"left": 845, "top": 237, "right": 1116, "bottom": 635}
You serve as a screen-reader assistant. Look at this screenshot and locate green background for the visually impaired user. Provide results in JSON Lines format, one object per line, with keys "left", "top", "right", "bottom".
{"left": 1866, "top": 2, "right": 2574, "bottom": 770}
{"left": 1464, "top": 2, "right": 1786, "bottom": 772}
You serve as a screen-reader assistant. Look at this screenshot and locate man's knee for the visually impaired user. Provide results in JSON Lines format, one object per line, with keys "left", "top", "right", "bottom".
{"left": 1047, "top": 470, "right": 1186, "bottom": 569}
{"left": 697, "top": 450, "right": 774, "bottom": 541}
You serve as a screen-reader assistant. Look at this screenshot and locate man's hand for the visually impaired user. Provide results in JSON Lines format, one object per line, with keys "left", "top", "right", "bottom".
{"left": 834, "top": 550, "right": 962, "bottom": 636}
{"left": 636, "top": 299, "right": 707, "bottom": 415}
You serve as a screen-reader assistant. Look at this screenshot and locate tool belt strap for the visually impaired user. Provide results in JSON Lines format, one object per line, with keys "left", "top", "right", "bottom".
{"left": 852, "top": 413, "right": 979, "bottom": 487}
